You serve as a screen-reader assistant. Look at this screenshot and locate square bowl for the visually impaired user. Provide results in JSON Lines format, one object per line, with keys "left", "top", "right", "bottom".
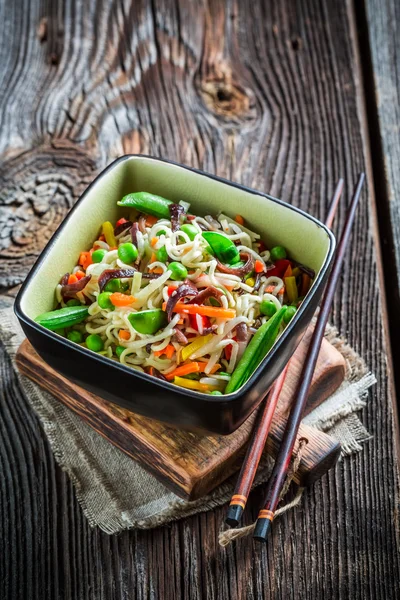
{"left": 15, "top": 155, "right": 335, "bottom": 435}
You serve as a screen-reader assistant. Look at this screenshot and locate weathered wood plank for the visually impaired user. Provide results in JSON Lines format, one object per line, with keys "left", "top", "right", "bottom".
{"left": 360, "top": 0, "right": 400, "bottom": 404}
{"left": 0, "top": 1, "right": 399, "bottom": 599}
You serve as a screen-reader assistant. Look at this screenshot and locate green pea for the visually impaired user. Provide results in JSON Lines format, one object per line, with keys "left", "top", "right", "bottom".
{"left": 67, "top": 330, "right": 83, "bottom": 343}
{"left": 260, "top": 300, "right": 277, "bottom": 317}
{"left": 210, "top": 390, "right": 223, "bottom": 395}
{"left": 98, "top": 292, "right": 114, "bottom": 310}
{"left": 169, "top": 262, "right": 188, "bottom": 281}
{"left": 270, "top": 246, "right": 287, "bottom": 261}
{"left": 86, "top": 334, "right": 104, "bottom": 352}
{"left": 156, "top": 230, "right": 166, "bottom": 237}
{"left": 92, "top": 249, "right": 107, "bottom": 263}
{"left": 104, "top": 278, "right": 121, "bottom": 292}
{"left": 115, "top": 345, "right": 125, "bottom": 358}
{"left": 181, "top": 223, "right": 198, "bottom": 241}
{"left": 283, "top": 305, "right": 297, "bottom": 324}
{"left": 156, "top": 245, "right": 169, "bottom": 263}
{"left": 66, "top": 299, "right": 81, "bottom": 307}
{"left": 118, "top": 242, "right": 138, "bottom": 264}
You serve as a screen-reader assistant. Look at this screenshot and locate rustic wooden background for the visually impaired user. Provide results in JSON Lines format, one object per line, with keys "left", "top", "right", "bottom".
{"left": 0, "top": 0, "right": 399, "bottom": 598}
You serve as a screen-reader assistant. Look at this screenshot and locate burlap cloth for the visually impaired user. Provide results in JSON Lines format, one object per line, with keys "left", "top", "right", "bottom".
{"left": 0, "top": 307, "right": 376, "bottom": 535}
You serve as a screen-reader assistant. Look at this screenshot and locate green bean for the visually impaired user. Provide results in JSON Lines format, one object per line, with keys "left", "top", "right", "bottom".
{"left": 118, "top": 192, "right": 173, "bottom": 219}
{"left": 225, "top": 306, "right": 287, "bottom": 393}
{"left": 35, "top": 306, "right": 89, "bottom": 331}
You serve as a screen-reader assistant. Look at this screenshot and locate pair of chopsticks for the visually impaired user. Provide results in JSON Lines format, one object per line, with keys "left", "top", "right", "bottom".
{"left": 225, "top": 174, "right": 365, "bottom": 542}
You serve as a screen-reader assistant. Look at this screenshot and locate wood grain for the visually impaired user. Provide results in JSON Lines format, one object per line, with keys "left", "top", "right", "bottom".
{"left": 0, "top": 0, "right": 399, "bottom": 599}
{"left": 16, "top": 334, "right": 344, "bottom": 498}
{"left": 359, "top": 0, "right": 400, "bottom": 412}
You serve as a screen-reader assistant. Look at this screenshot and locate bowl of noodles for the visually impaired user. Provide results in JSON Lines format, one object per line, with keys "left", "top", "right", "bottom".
{"left": 15, "top": 155, "right": 335, "bottom": 434}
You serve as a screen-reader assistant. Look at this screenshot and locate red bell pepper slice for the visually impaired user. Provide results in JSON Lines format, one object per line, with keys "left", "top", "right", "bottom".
{"left": 266, "top": 259, "right": 291, "bottom": 278}
{"left": 189, "top": 313, "right": 211, "bottom": 332}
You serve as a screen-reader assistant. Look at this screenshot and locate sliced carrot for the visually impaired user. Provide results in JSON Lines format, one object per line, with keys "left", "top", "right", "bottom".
{"left": 254, "top": 260, "right": 265, "bottom": 274}
{"left": 197, "top": 362, "right": 221, "bottom": 374}
{"left": 223, "top": 284, "right": 235, "bottom": 292}
{"left": 265, "top": 285, "right": 275, "bottom": 293}
{"left": 75, "top": 270, "right": 86, "bottom": 280}
{"left": 79, "top": 251, "right": 93, "bottom": 270}
{"left": 301, "top": 273, "right": 312, "bottom": 296}
{"left": 283, "top": 264, "right": 293, "bottom": 278}
{"left": 116, "top": 218, "right": 127, "bottom": 227}
{"left": 154, "top": 344, "right": 175, "bottom": 359}
{"left": 145, "top": 215, "right": 158, "bottom": 227}
{"left": 110, "top": 293, "right": 136, "bottom": 307}
{"left": 68, "top": 274, "right": 78, "bottom": 285}
{"left": 119, "top": 329, "right": 130, "bottom": 340}
{"left": 151, "top": 237, "right": 158, "bottom": 247}
{"left": 149, "top": 266, "right": 163, "bottom": 274}
{"left": 235, "top": 214, "right": 245, "bottom": 225}
{"left": 98, "top": 234, "right": 106, "bottom": 242}
{"left": 149, "top": 252, "right": 157, "bottom": 264}
{"left": 165, "top": 362, "right": 201, "bottom": 381}
{"left": 162, "top": 302, "right": 236, "bottom": 320}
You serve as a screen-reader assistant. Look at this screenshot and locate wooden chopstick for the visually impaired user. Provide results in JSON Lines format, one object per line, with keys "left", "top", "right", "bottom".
{"left": 225, "top": 179, "right": 345, "bottom": 528}
{"left": 253, "top": 173, "right": 365, "bottom": 542}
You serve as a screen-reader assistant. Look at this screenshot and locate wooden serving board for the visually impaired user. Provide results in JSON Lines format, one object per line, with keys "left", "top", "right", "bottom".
{"left": 16, "top": 329, "right": 345, "bottom": 500}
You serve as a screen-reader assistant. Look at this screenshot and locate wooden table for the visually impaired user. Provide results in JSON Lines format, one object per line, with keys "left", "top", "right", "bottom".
{"left": 0, "top": 1, "right": 399, "bottom": 598}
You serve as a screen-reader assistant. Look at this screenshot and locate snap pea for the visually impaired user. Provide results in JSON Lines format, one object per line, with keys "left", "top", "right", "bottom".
{"left": 118, "top": 192, "right": 173, "bottom": 219}
{"left": 201, "top": 231, "right": 240, "bottom": 265}
{"left": 225, "top": 306, "right": 287, "bottom": 394}
{"left": 128, "top": 309, "right": 168, "bottom": 335}
{"left": 181, "top": 223, "right": 198, "bottom": 241}
{"left": 35, "top": 306, "right": 89, "bottom": 331}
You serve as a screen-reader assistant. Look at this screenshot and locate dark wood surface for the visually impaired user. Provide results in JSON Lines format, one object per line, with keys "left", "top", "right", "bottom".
{"left": 16, "top": 336, "right": 344, "bottom": 499}
{"left": 360, "top": 0, "right": 400, "bottom": 402}
{"left": 0, "top": 1, "right": 399, "bottom": 598}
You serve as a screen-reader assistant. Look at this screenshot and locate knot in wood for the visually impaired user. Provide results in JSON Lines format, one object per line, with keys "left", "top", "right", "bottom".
{"left": 0, "top": 145, "right": 96, "bottom": 289}
{"left": 200, "top": 76, "right": 256, "bottom": 123}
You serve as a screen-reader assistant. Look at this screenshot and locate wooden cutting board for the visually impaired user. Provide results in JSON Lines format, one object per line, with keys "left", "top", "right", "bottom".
{"left": 16, "top": 328, "right": 345, "bottom": 500}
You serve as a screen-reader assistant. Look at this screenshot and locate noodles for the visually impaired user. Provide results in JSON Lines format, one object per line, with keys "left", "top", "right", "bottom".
{"left": 52, "top": 195, "right": 314, "bottom": 394}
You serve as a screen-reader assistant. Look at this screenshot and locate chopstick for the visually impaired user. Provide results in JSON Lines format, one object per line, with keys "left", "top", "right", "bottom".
{"left": 225, "top": 179, "right": 344, "bottom": 528}
{"left": 253, "top": 173, "right": 365, "bottom": 542}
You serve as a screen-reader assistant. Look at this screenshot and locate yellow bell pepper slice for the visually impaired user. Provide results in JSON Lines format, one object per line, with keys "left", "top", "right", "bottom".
{"left": 173, "top": 376, "right": 217, "bottom": 393}
{"left": 180, "top": 334, "right": 214, "bottom": 362}
{"left": 102, "top": 221, "right": 117, "bottom": 247}
{"left": 284, "top": 275, "right": 298, "bottom": 304}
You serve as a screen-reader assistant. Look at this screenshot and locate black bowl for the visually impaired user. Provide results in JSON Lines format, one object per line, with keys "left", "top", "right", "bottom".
{"left": 15, "top": 155, "right": 335, "bottom": 434}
